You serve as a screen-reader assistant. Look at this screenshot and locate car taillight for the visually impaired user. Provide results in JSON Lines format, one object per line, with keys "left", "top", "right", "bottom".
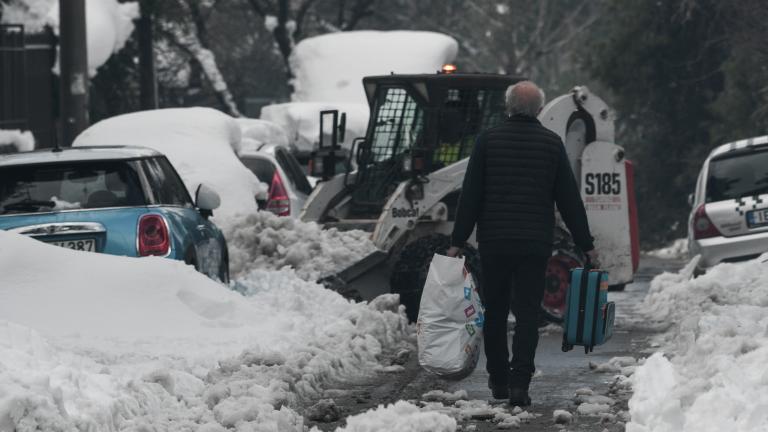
{"left": 693, "top": 204, "right": 722, "bottom": 239}
{"left": 138, "top": 214, "right": 170, "bottom": 256}
{"left": 266, "top": 171, "right": 291, "bottom": 217}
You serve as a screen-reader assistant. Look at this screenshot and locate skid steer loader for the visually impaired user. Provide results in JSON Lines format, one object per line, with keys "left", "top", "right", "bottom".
{"left": 301, "top": 70, "right": 640, "bottom": 322}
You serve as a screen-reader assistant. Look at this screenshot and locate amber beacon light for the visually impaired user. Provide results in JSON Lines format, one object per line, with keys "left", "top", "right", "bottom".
{"left": 441, "top": 64, "right": 457, "bottom": 74}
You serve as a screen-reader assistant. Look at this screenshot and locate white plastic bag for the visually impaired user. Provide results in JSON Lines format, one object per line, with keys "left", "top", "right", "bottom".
{"left": 416, "top": 253, "right": 484, "bottom": 378}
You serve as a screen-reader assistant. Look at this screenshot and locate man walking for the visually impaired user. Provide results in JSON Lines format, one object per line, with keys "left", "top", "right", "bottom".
{"left": 446, "top": 81, "right": 598, "bottom": 406}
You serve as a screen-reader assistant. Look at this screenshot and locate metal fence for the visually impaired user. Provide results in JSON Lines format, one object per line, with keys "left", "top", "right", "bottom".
{"left": 0, "top": 24, "right": 57, "bottom": 149}
{"left": 0, "top": 24, "right": 27, "bottom": 132}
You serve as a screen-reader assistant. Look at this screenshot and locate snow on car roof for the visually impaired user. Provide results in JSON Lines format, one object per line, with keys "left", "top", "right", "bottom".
{"left": 291, "top": 30, "right": 459, "bottom": 105}
{"left": 73, "top": 107, "right": 267, "bottom": 224}
{"left": 0, "top": 145, "right": 161, "bottom": 167}
{"left": 709, "top": 135, "right": 768, "bottom": 159}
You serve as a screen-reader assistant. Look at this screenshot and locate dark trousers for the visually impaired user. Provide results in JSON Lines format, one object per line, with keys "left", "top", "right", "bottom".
{"left": 480, "top": 250, "right": 548, "bottom": 387}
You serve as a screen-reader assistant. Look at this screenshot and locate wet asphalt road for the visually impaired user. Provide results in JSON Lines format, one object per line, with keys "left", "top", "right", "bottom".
{"left": 306, "top": 255, "right": 685, "bottom": 431}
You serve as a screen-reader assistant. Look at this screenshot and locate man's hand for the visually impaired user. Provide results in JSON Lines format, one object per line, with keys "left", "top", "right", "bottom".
{"left": 585, "top": 249, "right": 600, "bottom": 268}
{"left": 446, "top": 246, "right": 462, "bottom": 258}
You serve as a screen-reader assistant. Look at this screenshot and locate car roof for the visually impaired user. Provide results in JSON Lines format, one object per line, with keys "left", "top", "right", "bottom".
{"left": 0, "top": 145, "right": 163, "bottom": 167}
{"left": 709, "top": 135, "right": 768, "bottom": 160}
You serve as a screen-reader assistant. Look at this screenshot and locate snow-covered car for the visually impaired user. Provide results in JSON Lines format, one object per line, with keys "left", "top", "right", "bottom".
{"left": 0, "top": 146, "right": 230, "bottom": 282}
{"left": 688, "top": 135, "right": 768, "bottom": 272}
{"left": 74, "top": 107, "right": 267, "bottom": 224}
{"left": 239, "top": 142, "right": 313, "bottom": 217}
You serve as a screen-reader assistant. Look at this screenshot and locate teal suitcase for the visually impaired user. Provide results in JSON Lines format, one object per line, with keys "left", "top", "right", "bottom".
{"left": 562, "top": 268, "right": 615, "bottom": 353}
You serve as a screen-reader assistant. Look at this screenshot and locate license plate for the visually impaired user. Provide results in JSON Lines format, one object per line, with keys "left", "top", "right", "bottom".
{"left": 747, "top": 209, "right": 768, "bottom": 228}
{"left": 45, "top": 238, "right": 96, "bottom": 252}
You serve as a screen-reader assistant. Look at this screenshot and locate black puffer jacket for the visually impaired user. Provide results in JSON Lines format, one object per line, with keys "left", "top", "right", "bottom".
{"left": 450, "top": 114, "right": 594, "bottom": 254}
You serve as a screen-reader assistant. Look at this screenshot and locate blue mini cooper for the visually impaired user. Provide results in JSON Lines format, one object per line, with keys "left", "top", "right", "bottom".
{"left": 0, "top": 146, "right": 229, "bottom": 283}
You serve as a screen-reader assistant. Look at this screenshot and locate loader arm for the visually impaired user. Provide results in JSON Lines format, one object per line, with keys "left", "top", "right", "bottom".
{"left": 372, "top": 159, "right": 469, "bottom": 251}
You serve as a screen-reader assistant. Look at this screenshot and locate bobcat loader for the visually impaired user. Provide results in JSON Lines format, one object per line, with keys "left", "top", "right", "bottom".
{"left": 301, "top": 69, "right": 640, "bottom": 322}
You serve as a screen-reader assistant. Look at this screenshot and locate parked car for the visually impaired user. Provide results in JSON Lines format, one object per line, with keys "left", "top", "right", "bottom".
{"left": 688, "top": 135, "right": 768, "bottom": 272}
{"left": 0, "top": 146, "right": 229, "bottom": 282}
{"left": 239, "top": 142, "right": 314, "bottom": 217}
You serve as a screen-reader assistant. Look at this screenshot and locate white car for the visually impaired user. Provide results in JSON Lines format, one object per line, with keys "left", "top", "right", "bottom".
{"left": 239, "top": 142, "right": 313, "bottom": 218}
{"left": 688, "top": 135, "right": 768, "bottom": 272}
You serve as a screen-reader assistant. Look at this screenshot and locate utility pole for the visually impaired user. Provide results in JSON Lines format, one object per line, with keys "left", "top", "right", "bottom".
{"left": 59, "top": 0, "right": 89, "bottom": 147}
{"left": 138, "top": 0, "right": 157, "bottom": 110}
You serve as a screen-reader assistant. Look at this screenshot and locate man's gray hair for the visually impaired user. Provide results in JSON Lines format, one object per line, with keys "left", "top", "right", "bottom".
{"left": 505, "top": 81, "right": 546, "bottom": 117}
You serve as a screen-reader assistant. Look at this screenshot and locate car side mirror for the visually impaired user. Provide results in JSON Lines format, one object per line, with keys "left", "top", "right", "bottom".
{"left": 687, "top": 193, "right": 694, "bottom": 207}
{"left": 196, "top": 184, "right": 221, "bottom": 218}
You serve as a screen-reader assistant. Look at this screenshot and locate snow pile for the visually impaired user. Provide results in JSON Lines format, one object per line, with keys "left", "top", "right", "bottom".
{"left": 291, "top": 31, "right": 459, "bottom": 104}
{"left": 577, "top": 402, "right": 611, "bottom": 416}
{"left": 224, "top": 211, "right": 377, "bottom": 280}
{"left": 263, "top": 31, "right": 458, "bottom": 152}
{"left": 647, "top": 238, "right": 688, "bottom": 260}
{"left": 589, "top": 356, "right": 638, "bottom": 375}
{"left": 1, "top": 0, "right": 139, "bottom": 76}
{"left": 627, "top": 256, "right": 768, "bottom": 432}
{"left": 0, "top": 231, "right": 411, "bottom": 431}
{"left": 260, "top": 101, "right": 369, "bottom": 152}
{"left": 421, "top": 390, "right": 468, "bottom": 403}
{"left": 0, "top": 129, "right": 34, "bottom": 152}
{"left": 332, "top": 401, "right": 456, "bottom": 432}
{"left": 553, "top": 409, "right": 573, "bottom": 424}
{"left": 74, "top": 107, "right": 267, "bottom": 225}
{"left": 237, "top": 118, "right": 290, "bottom": 150}
{"left": 408, "top": 398, "right": 535, "bottom": 429}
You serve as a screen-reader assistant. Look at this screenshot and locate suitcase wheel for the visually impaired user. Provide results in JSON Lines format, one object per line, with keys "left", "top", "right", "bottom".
{"left": 561, "top": 341, "right": 573, "bottom": 352}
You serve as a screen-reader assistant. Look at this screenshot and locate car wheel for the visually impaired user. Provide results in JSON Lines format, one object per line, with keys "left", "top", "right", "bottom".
{"left": 184, "top": 248, "right": 199, "bottom": 271}
{"left": 390, "top": 234, "right": 482, "bottom": 323}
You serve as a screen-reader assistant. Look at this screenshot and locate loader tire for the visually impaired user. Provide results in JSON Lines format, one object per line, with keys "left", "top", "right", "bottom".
{"left": 390, "top": 234, "right": 482, "bottom": 323}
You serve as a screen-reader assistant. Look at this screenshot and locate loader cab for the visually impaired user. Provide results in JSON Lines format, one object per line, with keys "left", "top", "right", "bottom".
{"left": 343, "top": 73, "right": 520, "bottom": 217}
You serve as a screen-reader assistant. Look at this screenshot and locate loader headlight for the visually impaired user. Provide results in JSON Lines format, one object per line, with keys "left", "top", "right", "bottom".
{"left": 614, "top": 149, "right": 625, "bottom": 162}
{"left": 406, "top": 182, "right": 424, "bottom": 201}
{"left": 402, "top": 157, "right": 412, "bottom": 172}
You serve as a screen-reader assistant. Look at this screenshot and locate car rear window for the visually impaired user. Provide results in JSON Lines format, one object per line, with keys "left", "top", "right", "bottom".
{"left": 140, "top": 156, "right": 193, "bottom": 206}
{"left": 275, "top": 148, "right": 313, "bottom": 195}
{"left": 242, "top": 157, "right": 276, "bottom": 185}
{"left": 0, "top": 160, "right": 147, "bottom": 215}
{"left": 707, "top": 149, "right": 768, "bottom": 202}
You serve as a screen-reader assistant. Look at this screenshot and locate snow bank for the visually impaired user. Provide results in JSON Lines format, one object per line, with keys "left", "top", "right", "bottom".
{"left": 1, "top": 0, "right": 139, "bottom": 76}
{"left": 333, "top": 401, "right": 456, "bottom": 432}
{"left": 291, "top": 31, "right": 459, "bottom": 104}
{"left": 0, "top": 231, "right": 410, "bottom": 430}
{"left": 236, "top": 117, "right": 290, "bottom": 151}
{"left": 224, "top": 211, "right": 377, "bottom": 280}
{"left": 260, "top": 101, "right": 369, "bottom": 152}
{"left": 0, "top": 129, "right": 34, "bottom": 152}
{"left": 627, "top": 255, "right": 768, "bottom": 432}
{"left": 73, "top": 107, "right": 266, "bottom": 225}
{"left": 647, "top": 238, "right": 688, "bottom": 260}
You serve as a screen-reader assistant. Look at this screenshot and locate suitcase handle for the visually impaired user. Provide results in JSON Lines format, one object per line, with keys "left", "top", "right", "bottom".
{"left": 584, "top": 257, "right": 595, "bottom": 271}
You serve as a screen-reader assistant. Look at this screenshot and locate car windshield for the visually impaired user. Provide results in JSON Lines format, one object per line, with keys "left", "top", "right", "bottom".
{"left": 0, "top": 160, "right": 147, "bottom": 215}
{"left": 706, "top": 148, "right": 768, "bottom": 202}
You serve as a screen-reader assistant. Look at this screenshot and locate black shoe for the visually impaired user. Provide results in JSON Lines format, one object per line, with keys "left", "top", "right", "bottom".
{"left": 508, "top": 387, "right": 531, "bottom": 407}
{"left": 488, "top": 376, "right": 509, "bottom": 399}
